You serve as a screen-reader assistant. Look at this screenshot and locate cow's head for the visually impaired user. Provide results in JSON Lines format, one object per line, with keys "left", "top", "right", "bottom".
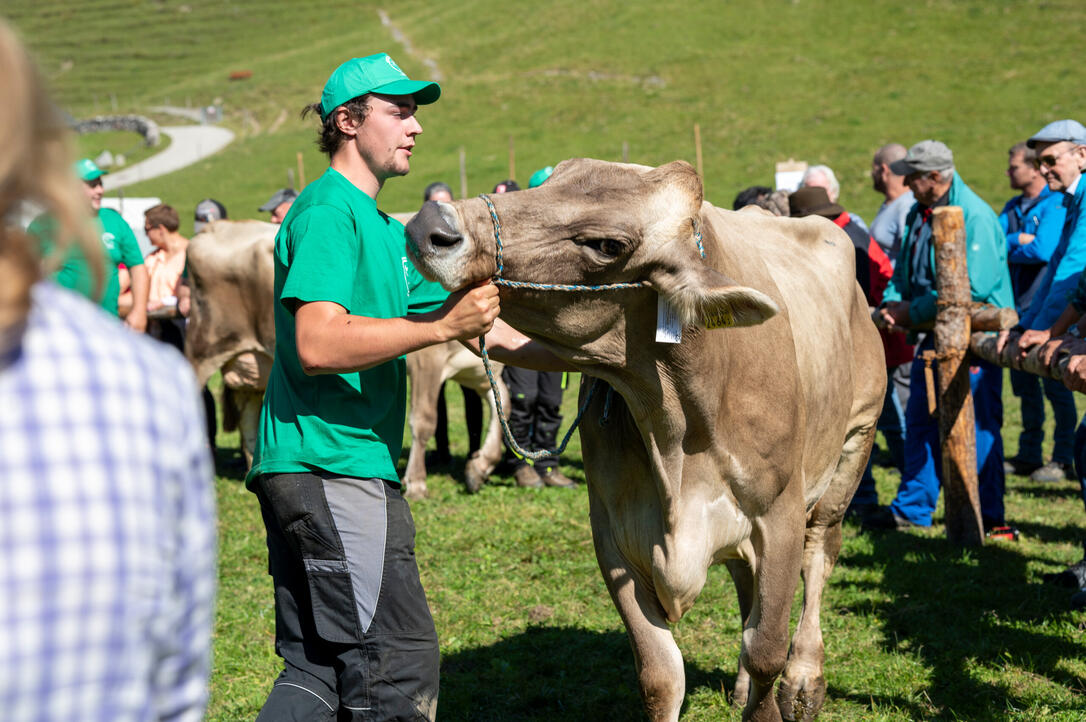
{"left": 406, "top": 158, "right": 777, "bottom": 361}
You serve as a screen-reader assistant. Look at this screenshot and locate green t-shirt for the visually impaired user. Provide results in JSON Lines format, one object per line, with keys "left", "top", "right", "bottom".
{"left": 248, "top": 168, "right": 448, "bottom": 485}
{"left": 30, "top": 207, "right": 145, "bottom": 315}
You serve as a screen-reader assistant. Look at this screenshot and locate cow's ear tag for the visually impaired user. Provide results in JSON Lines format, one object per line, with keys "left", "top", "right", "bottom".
{"left": 656, "top": 295, "right": 682, "bottom": 343}
{"left": 702, "top": 307, "right": 735, "bottom": 329}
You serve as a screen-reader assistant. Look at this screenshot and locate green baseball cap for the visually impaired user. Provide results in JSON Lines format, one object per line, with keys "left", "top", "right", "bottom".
{"left": 529, "top": 166, "right": 554, "bottom": 188}
{"left": 320, "top": 53, "right": 440, "bottom": 121}
{"left": 74, "top": 157, "right": 107, "bottom": 182}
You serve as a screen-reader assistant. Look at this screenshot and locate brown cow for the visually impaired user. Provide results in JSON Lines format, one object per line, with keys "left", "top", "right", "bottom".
{"left": 406, "top": 159, "right": 886, "bottom": 722}
{"left": 185, "top": 220, "right": 510, "bottom": 486}
{"left": 185, "top": 220, "right": 275, "bottom": 466}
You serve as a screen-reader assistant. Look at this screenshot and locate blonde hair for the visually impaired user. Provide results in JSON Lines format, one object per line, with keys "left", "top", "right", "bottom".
{"left": 0, "top": 19, "right": 101, "bottom": 331}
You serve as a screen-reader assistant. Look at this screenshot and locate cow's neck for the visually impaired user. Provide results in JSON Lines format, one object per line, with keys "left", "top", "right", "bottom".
{"left": 584, "top": 334, "right": 720, "bottom": 520}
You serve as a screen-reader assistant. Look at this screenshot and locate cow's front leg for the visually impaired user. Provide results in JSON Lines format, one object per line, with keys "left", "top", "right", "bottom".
{"left": 596, "top": 537, "right": 685, "bottom": 722}
{"left": 741, "top": 508, "right": 805, "bottom": 722}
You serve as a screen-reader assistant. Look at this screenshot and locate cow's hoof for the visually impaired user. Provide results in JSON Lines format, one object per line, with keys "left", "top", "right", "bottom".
{"left": 403, "top": 481, "right": 428, "bottom": 501}
{"left": 776, "top": 674, "right": 825, "bottom": 722}
{"left": 463, "top": 465, "right": 486, "bottom": 494}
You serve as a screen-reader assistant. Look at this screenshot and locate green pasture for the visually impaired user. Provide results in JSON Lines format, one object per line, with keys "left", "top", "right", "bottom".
{"left": 10, "top": 0, "right": 1086, "bottom": 232}
{"left": 9, "top": 1, "right": 1086, "bottom": 718}
{"left": 208, "top": 376, "right": 1086, "bottom": 721}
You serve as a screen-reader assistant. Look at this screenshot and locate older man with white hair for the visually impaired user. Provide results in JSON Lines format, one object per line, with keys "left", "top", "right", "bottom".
{"left": 801, "top": 163, "right": 868, "bottom": 232}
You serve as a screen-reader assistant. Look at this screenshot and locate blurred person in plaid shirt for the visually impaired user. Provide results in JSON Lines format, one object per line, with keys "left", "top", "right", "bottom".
{"left": 0, "top": 19, "right": 216, "bottom": 722}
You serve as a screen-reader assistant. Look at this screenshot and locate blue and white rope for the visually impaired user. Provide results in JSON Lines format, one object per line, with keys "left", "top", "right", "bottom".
{"left": 474, "top": 193, "right": 705, "bottom": 461}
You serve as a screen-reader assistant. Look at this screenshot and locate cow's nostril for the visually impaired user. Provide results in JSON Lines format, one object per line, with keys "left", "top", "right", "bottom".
{"left": 406, "top": 200, "right": 462, "bottom": 255}
{"left": 430, "top": 226, "right": 462, "bottom": 248}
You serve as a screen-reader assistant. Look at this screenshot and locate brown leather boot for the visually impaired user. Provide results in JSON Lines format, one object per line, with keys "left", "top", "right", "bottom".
{"left": 539, "top": 467, "right": 577, "bottom": 488}
{"left": 514, "top": 465, "right": 544, "bottom": 488}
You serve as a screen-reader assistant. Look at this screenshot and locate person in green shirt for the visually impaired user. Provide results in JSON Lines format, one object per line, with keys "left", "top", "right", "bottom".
{"left": 30, "top": 158, "right": 149, "bottom": 331}
{"left": 248, "top": 53, "right": 509, "bottom": 721}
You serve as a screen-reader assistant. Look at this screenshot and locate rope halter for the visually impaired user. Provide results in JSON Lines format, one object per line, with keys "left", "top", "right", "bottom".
{"left": 474, "top": 192, "right": 706, "bottom": 463}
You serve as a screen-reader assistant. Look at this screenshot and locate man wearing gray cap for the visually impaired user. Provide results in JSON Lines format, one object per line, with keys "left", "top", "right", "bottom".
{"left": 193, "top": 197, "right": 227, "bottom": 234}
{"left": 868, "top": 140, "right": 1014, "bottom": 533}
{"left": 1011, "top": 120, "right": 1086, "bottom": 363}
{"left": 259, "top": 187, "right": 298, "bottom": 224}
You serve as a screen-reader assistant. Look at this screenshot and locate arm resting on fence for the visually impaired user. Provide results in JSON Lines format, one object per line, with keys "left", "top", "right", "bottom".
{"left": 969, "top": 331, "right": 1084, "bottom": 380}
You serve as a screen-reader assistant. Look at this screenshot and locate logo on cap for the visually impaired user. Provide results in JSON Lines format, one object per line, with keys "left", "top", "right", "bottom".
{"left": 385, "top": 55, "right": 404, "bottom": 75}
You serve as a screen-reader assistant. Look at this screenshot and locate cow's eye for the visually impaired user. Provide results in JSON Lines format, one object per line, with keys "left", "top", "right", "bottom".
{"left": 581, "top": 237, "right": 625, "bottom": 258}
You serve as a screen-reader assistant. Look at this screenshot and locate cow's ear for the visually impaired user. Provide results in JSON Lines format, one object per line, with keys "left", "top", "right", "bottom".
{"left": 651, "top": 265, "right": 779, "bottom": 329}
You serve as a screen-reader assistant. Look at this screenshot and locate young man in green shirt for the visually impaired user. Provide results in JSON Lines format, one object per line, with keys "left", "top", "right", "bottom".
{"left": 31, "top": 158, "right": 150, "bottom": 330}
{"left": 247, "top": 53, "right": 505, "bottom": 720}
{"left": 30, "top": 158, "right": 149, "bottom": 331}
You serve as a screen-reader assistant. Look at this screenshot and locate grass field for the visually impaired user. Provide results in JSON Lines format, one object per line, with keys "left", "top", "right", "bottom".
{"left": 205, "top": 374, "right": 1086, "bottom": 721}
{"left": 8, "top": 1, "right": 1086, "bottom": 718}
{"left": 9, "top": 1, "right": 1086, "bottom": 232}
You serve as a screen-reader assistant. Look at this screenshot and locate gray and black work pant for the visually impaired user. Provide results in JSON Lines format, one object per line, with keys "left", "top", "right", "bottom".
{"left": 252, "top": 472, "right": 440, "bottom": 721}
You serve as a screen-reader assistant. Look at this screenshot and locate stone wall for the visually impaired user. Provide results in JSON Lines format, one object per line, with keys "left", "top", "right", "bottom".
{"left": 73, "top": 115, "right": 160, "bottom": 147}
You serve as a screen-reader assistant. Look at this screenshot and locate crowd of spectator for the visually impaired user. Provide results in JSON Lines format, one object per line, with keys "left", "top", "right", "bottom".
{"left": 733, "top": 121, "right": 1086, "bottom": 603}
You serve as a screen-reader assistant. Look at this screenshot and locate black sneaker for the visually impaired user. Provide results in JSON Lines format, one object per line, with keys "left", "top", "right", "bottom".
{"left": 1030, "top": 461, "right": 1074, "bottom": 483}
{"left": 1003, "top": 457, "right": 1043, "bottom": 476}
{"left": 1043, "top": 545, "right": 1086, "bottom": 588}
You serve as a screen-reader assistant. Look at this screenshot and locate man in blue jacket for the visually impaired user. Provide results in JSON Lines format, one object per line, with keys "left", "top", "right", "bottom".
{"left": 1009, "top": 119, "right": 1086, "bottom": 490}
{"left": 1011, "top": 120, "right": 1086, "bottom": 356}
{"left": 1000, "top": 141, "right": 1073, "bottom": 482}
{"left": 868, "top": 140, "right": 1015, "bottom": 532}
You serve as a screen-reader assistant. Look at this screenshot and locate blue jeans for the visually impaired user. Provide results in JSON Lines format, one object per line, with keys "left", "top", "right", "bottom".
{"left": 890, "top": 339, "right": 1006, "bottom": 527}
{"left": 1009, "top": 369, "right": 1076, "bottom": 465}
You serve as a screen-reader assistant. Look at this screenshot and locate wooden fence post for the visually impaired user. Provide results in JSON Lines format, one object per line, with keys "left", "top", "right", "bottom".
{"left": 932, "top": 206, "right": 984, "bottom": 546}
{"left": 296, "top": 152, "right": 306, "bottom": 190}
{"left": 508, "top": 135, "right": 515, "bottom": 182}
{"left": 693, "top": 123, "right": 704, "bottom": 187}
{"left": 459, "top": 147, "right": 467, "bottom": 200}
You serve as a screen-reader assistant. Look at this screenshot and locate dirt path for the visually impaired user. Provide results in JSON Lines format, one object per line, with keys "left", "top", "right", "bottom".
{"left": 102, "top": 123, "right": 234, "bottom": 190}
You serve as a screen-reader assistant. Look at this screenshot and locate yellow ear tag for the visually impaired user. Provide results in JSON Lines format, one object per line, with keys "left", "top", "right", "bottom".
{"left": 702, "top": 307, "right": 735, "bottom": 329}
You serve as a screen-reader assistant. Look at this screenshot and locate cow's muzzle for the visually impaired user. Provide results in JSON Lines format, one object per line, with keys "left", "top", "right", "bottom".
{"left": 406, "top": 200, "right": 463, "bottom": 257}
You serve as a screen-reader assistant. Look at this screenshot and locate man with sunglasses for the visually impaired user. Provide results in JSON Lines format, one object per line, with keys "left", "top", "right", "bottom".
{"left": 999, "top": 141, "right": 1074, "bottom": 482}
{"left": 870, "top": 140, "right": 1014, "bottom": 533}
{"left": 1004, "top": 120, "right": 1086, "bottom": 604}
{"left": 1008, "top": 120, "right": 1086, "bottom": 365}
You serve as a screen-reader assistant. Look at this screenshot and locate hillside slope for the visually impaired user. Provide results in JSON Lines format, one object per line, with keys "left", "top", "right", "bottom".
{"left": 8, "top": 0, "right": 1086, "bottom": 228}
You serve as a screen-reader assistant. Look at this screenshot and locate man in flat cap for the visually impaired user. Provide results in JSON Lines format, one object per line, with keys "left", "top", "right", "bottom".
{"left": 1009, "top": 120, "right": 1086, "bottom": 367}
{"left": 1006, "top": 121, "right": 1086, "bottom": 590}
{"left": 868, "top": 140, "right": 1014, "bottom": 534}
{"left": 259, "top": 187, "right": 298, "bottom": 224}
{"left": 999, "top": 138, "right": 1074, "bottom": 482}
